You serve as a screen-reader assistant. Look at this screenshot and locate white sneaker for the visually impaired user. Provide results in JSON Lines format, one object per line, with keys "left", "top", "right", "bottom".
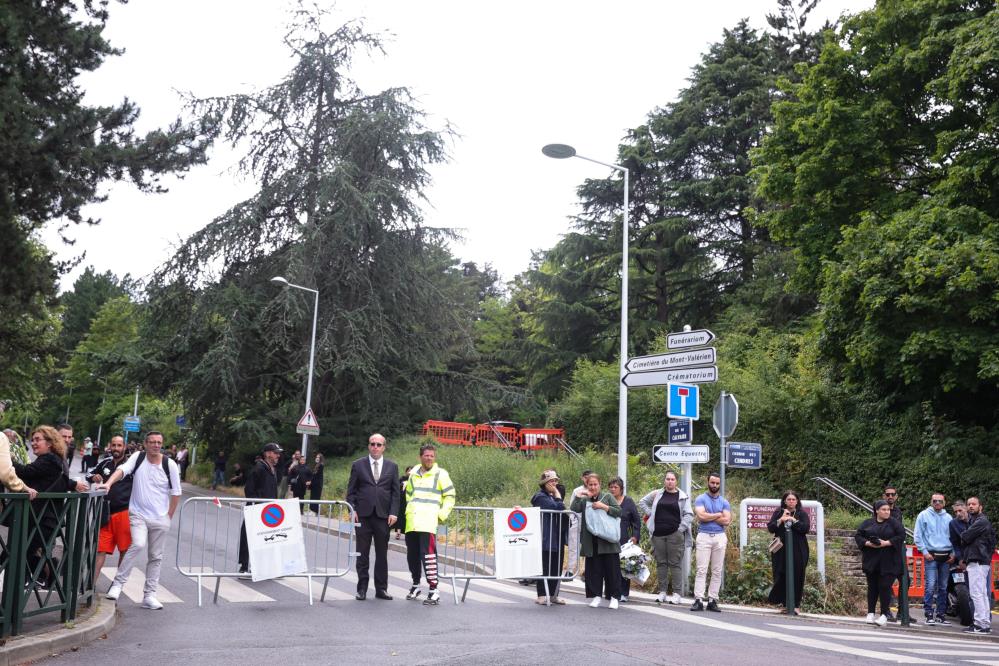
{"left": 620, "top": 595, "right": 629, "bottom": 603}
{"left": 609, "top": 598, "right": 619, "bottom": 610}
{"left": 141, "top": 595, "right": 164, "bottom": 610}
{"left": 588, "top": 597, "right": 602, "bottom": 608}
{"left": 670, "top": 593, "right": 682, "bottom": 605}
{"left": 106, "top": 583, "right": 122, "bottom": 601}
{"left": 656, "top": 592, "right": 667, "bottom": 603}
{"left": 875, "top": 614, "right": 888, "bottom": 627}
{"left": 865, "top": 612, "right": 876, "bottom": 624}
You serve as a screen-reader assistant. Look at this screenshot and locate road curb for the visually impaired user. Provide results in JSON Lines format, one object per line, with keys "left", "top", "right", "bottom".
{"left": 0, "top": 599, "right": 117, "bottom": 666}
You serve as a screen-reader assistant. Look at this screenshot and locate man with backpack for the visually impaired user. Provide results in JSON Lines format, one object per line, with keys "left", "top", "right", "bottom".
{"left": 98, "top": 431, "right": 181, "bottom": 610}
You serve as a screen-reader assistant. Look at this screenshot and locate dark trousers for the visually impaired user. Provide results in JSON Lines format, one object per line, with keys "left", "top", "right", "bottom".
{"left": 356, "top": 514, "right": 390, "bottom": 593}
{"left": 407, "top": 531, "right": 438, "bottom": 589}
{"left": 866, "top": 571, "right": 894, "bottom": 615}
{"left": 619, "top": 575, "right": 632, "bottom": 598}
{"left": 584, "top": 553, "right": 621, "bottom": 600}
{"left": 405, "top": 531, "right": 422, "bottom": 584}
{"left": 536, "top": 549, "right": 564, "bottom": 598}
{"left": 238, "top": 521, "right": 249, "bottom": 569}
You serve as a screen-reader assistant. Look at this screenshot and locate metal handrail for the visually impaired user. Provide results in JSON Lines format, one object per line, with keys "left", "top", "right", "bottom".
{"left": 812, "top": 476, "right": 914, "bottom": 540}
{"left": 553, "top": 437, "right": 583, "bottom": 461}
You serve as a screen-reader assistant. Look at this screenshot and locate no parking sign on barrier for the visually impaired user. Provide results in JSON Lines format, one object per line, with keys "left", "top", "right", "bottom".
{"left": 245, "top": 499, "right": 307, "bottom": 581}
{"left": 493, "top": 507, "right": 541, "bottom": 579}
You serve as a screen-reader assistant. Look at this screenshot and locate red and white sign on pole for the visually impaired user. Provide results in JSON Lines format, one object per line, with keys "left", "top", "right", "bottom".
{"left": 743, "top": 502, "right": 818, "bottom": 535}
{"left": 739, "top": 497, "right": 826, "bottom": 582}
{"left": 296, "top": 408, "right": 320, "bottom": 436}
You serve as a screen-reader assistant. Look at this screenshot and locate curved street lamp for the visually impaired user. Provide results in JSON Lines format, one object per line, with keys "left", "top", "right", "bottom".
{"left": 542, "top": 143, "right": 630, "bottom": 487}
{"left": 271, "top": 276, "right": 319, "bottom": 460}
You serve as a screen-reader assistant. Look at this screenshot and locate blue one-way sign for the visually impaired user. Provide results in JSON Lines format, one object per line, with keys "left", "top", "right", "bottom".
{"left": 667, "top": 383, "right": 699, "bottom": 420}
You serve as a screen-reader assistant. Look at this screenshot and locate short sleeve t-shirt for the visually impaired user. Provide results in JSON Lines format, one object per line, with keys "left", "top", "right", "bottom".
{"left": 695, "top": 493, "right": 731, "bottom": 533}
{"left": 118, "top": 453, "right": 182, "bottom": 520}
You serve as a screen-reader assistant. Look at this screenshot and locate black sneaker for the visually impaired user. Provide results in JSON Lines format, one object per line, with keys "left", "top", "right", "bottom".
{"left": 406, "top": 585, "right": 422, "bottom": 601}
{"left": 924, "top": 616, "right": 936, "bottom": 625}
{"left": 970, "top": 625, "right": 992, "bottom": 634}
{"left": 690, "top": 598, "right": 704, "bottom": 612}
{"left": 885, "top": 612, "right": 898, "bottom": 623}
{"left": 238, "top": 566, "right": 251, "bottom": 580}
{"left": 935, "top": 616, "right": 951, "bottom": 626}
{"left": 706, "top": 599, "right": 721, "bottom": 612}
{"left": 423, "top": 589, "right": 440, "bottom": 606}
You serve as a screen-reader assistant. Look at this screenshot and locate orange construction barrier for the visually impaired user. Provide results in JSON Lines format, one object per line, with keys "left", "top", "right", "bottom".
{"left": 895, "top": 545, "right": 999, "bottom": 601}
{"left": 422, "top": 420, "right": 474, "bottom": 446}
{"left": 518, "top": 428, "right": 563, "bottom": 453}
{"left": 473, "top": 424, "right": 518, "bottom": 449}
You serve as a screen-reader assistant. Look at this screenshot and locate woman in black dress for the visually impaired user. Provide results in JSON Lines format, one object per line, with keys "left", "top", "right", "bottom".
{"left": 308, "top": 453, "right": 324, "bottom": 513}
{"left": 855, "top": 499, "right": 905, "bottom": 626}
{"left": 608, "top": 476, "right": 641, "bottom": 603}
{"left": 767, "top": 490, "right": 810, "bottom": 612}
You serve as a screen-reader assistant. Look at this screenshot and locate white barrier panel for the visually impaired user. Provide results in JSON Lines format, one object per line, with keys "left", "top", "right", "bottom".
{"left": 245, "top": 500, "right": 308, "bottom": 581}
{"left": 493, "top": 507, "right": 542, "bottom": 579}
{"left": 739, "top": 497, "right": 825, "bottom": 582}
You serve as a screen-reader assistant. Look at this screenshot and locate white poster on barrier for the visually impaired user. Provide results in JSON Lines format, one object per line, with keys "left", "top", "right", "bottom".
{"left": 493, "top": 507, "right": 542, "bottom": 579}
{"left": 244, "top": 500, "right": 308, "bottom": 581}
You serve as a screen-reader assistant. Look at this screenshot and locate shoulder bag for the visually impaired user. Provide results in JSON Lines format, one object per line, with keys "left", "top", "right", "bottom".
{"left": 584, "top": 495, "right": 621, "bottom": 543}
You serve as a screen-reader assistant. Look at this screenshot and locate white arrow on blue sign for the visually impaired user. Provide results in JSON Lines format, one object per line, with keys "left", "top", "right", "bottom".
{"left": 667, "top": 383, "right": 699, "bottom": 420}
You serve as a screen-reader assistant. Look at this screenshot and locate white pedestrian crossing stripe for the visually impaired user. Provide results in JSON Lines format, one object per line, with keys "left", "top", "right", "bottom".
{"left": 101, "top": 567, "right": 182, "bottom": 603}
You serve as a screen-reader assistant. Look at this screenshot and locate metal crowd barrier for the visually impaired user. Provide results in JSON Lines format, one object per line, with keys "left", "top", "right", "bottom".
{"left": 175, "top": 497, "right": 356, "bottom": 606}
{"left": 0, "top": 490, "right": 106, "bottom": 638}
{"left": 438, "top": 506, "right": 580, "bottom": 605}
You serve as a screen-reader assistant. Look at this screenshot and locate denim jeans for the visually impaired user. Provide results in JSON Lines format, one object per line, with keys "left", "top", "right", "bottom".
{"left": 922, "top": 557, "right": 949, "bottom": 617}
{"left": 212, "top": 469, "right": 225, "bottom": 488}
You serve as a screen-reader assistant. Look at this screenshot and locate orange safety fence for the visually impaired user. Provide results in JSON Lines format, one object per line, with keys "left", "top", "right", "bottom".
{"left": 474, "top": 424, "right": 518, "bottom": 449}
{"left": 894, "top": 545, "right": 999, "bottom": 601}
{"left": 421, "top": 420, "right": 475, "bottom": 446}
{"left": 519, "top": 428, "right": 562, "bottom": 452}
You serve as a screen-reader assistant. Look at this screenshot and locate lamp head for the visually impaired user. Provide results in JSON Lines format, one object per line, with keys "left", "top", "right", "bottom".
{"left": 542, "top": 143, "right": 577, "bottom": 159}
{"left": 270, "top": 276, "right": 289, "bottom": 286}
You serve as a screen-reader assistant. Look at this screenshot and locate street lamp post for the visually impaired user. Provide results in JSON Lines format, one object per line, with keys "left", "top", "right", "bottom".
{"left": 271, "top": 276, "right": 319, "bottom": 460}
{"left": 542, "top": 143, "right": 630, "bottom": 487}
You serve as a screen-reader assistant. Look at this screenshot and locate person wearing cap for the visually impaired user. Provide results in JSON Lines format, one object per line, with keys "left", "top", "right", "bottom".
{"left": 346, "top": 433, "right": 399, "bottom": 600}
{"left": 237, "top": 442, "right": 282, "bottom": 577}
{"left": 531, "top": 469, "right": 568, "bottom": 604}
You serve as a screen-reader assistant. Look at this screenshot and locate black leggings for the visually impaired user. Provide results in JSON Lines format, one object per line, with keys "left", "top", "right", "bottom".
{"left": 866, "top": 571, "right": 894, "bottom": 615}
{"left": 536, "top": 549, "right": 564, "bottom": 598}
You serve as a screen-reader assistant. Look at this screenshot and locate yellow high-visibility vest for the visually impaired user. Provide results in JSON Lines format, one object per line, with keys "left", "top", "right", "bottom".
{"left": 404, "top": 464, "right": 455, "bottom": 533}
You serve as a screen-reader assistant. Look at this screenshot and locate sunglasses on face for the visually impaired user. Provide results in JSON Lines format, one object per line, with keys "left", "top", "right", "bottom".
{"left": 884, "top": 492, "right": 896, "bottom": 497}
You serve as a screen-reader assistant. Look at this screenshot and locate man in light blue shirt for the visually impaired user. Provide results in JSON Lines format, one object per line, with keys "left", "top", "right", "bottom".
{"left": 691, "top": 473, "right": 731, "bottom": 612}
{"left": 914, "top": 492, "right": 953, "bottom": 625}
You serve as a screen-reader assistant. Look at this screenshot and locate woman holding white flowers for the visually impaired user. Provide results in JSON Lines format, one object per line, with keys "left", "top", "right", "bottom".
{"left": 608, "top": 476, "right": 640, "bottom": 602}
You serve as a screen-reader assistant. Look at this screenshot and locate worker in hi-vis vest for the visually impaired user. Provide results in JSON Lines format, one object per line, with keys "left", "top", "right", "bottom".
{"left": 403, "top": 443, "right": 455, "bottom": 606}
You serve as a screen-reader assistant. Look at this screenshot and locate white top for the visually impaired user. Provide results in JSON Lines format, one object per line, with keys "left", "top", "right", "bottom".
{"left": 119, "top": 453, "right": 182, "bottom": 519}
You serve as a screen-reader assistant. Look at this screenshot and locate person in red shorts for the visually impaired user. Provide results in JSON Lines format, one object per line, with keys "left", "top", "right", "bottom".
{"left": 87, "top": 436, "right": 133, "bottom": 577}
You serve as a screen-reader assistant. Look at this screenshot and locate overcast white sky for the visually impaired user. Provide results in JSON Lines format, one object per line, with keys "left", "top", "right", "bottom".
{"left": 49, "top": 0, "right": 872, "bottom": 292}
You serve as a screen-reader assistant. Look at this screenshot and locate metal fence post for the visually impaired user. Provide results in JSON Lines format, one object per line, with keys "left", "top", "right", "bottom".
{"left": 785, "top": 521, "right": 796, "bottom": 615}
{"left": 1, "top": 497, "right": 27, "bottom": 638}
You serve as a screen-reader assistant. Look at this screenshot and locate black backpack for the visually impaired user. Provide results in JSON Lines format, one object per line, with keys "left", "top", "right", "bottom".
{"left": 132, "top": 451, "right": 173, "bottom": 489}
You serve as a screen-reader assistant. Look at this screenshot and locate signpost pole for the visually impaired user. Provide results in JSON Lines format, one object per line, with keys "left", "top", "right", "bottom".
{"left": 719, "top": 391, "right": 727, "bottom": 500}
{"left": 785, "top": 521, "right": 796, "bottom": 615}
{"left": 682, "top": 461, "right": 691, "bottom": 596}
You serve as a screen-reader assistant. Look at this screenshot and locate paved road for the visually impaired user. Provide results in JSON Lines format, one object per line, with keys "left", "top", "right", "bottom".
{"left": 44, "top": 484, "right": 999, "bottom": 665}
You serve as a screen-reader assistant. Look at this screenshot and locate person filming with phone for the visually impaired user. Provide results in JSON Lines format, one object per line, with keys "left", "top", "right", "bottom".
{"left": 856, "top": 499, "right": 905, "bottom": 626}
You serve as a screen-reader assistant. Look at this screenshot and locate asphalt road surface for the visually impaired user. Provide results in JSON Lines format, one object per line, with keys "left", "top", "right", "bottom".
{"left": 44, "top": 483, "right": 999, "bottom": 666}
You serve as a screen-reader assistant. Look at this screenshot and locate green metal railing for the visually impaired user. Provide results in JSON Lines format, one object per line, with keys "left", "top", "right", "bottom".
{"left": 0, "top": 491, "right": 106, "bottom": 638}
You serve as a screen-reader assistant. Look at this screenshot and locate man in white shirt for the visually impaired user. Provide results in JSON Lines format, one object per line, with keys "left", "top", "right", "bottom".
{"left": 98, "top": 431, "right": 182, "bottom": 609}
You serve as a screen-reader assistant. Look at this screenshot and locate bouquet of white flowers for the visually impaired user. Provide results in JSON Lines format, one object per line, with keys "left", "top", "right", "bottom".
{"left": 619, "top": 541, "right": 651, "bottom": 584}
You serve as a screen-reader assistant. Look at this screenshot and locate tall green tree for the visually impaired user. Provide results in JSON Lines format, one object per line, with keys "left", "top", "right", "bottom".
{"left": 145, "top": 11, "right": 499, "bottom": 452}
{"left": 754, "top": 0, "right": 999, "bottom": 422}
{"left": 57, "top": 267, "right": 135, "bottom": 358}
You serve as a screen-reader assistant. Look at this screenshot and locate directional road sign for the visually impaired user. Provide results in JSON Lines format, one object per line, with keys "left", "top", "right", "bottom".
{"left": 625, "top": 348, "right": 716, "bottom": 374}
{"left": 667, "top": 383, "right": 699, "bottom": 420}
{"left": 622, "top": 365, "right": 718, "bottom": 388}
{"left": 726, "top": 442, "right": 762, "bottom": 469}
{"left": 668, "top": 419, "right": 693, "bottom": 444}
{"left": 176, "top": 415, "right": 187, "bottom": 427}
{"left": 296, "top": 408, "right": 320, "bottom": 436}
{"left": 123, "top": 416, "right": 141, "bottom": 433}
{"left": 653, "top": 444, "right": 709, "bottom": 464}
{"left": 713, "top": 393, "right": 738, "bottom": 438}
{"left": 666, "top": 329, "right": 716, "bottom": 350}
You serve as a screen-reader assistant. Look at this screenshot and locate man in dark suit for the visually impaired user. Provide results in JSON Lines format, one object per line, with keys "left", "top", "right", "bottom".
{"left": 346, "top": 433, "right": 399, "bottom": 600}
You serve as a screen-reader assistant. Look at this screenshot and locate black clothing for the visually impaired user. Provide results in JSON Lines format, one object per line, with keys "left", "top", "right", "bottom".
{"left": 214, "top": 454, "right": 227, "bottom": 472}
{"left": 345, "top": 457, "right": 400, "bottom": 519}
{"left": 960, "top": 513, "right": 996, "bottom": 564}
{"left": 346, "top": 457, "right": 400, "bottom": 594}
{"left": 866, "top": 571, "right": 895, "bottom": 615}
{"left": 244, "top": 460, "right": 279, "bottom": 500}
{"left": 767, "top": 507, "right": 810, "bottom": 607}
{"left": 13, "top": 452, "right": 72, "bottom": 586}
{"left": 950, "top": 518, "right": 970, "bottom": 562}
{"left": 291, "top": 464, "right": 312, "bottom": 501}
{"left": 87, "top": 455, "right": 132, "bottom": 514}
{"left": 531, "top": 489, "right": 569, "bottom": 551}
{"left": 405, "top": 530, "right": 422, "bottom": 584}
{"left": 239, "top": 459, "right": 279, "bottom": 570}
{"left": 855, "top": 517, "right": 905, "bottom": 576}
{"left": 584, "top": 553, "right": 621, "bottom": 600}
{"left": 309, "top": 463, "right": 324, "bottom": 513}
{"left": 653, "top": 491, "right": 681, "bottom": 537}
{"left": 618, "top": 496, "right": 641, "bottom": 546}
{"left": 537, "top": 547, "right": 564, "bottom": 599}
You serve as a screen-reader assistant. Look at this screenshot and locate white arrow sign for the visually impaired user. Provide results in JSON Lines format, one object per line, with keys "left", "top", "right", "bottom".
{"left": 626, "top": 348, "right": 716, "bottom": 373}
{"left": 653, "top": 444, "right": 710, "bottom": 464}
{"left": 622, "top": 365, "right": 718, "bottom": 388}
{"left": 666, "top": 329, "right": 716, "bottom": 350}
